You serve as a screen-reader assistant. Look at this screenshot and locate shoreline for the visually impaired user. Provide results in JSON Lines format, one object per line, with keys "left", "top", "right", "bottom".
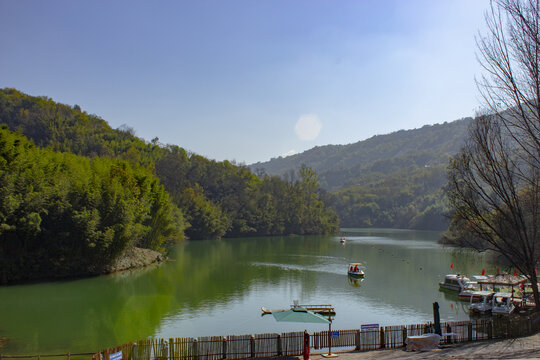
{"left": 106, "top": 247, "right": 167, "bottom": 273}
{"left": 0, "top": 247, "right": 167, "bottom": 286}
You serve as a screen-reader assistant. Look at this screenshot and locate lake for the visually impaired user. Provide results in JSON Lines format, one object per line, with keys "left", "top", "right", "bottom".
{"left": 0, "top": 228, "right": 494, "bottom": 355}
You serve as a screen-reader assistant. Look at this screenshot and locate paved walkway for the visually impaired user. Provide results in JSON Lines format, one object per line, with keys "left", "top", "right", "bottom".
{"left": 310, "top": 332, "right": 540, "bottom": 359}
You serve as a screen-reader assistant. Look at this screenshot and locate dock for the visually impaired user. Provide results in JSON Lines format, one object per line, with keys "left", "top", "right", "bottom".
{"left": 291, "top": 304, "right": 335, "bottom": 316}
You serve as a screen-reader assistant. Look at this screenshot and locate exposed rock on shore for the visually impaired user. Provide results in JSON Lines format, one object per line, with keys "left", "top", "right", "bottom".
{"left": 107, "top": 247, "right": 167, "bottom": 273}
{"left": 0, "top": 337, "right": 8, "bottom": 351}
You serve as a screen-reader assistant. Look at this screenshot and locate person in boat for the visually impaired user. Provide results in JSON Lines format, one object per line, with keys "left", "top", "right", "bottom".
{"left": 354, "top": 265, "right": 359, "bottom": 272}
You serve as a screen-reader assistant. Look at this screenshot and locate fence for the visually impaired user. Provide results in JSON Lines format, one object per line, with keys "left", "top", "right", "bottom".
{"left": 94, "top": 332, "right": 306, "bottom": 360}
{"left": 307, "top": 318, "right": 514, "bottom": 352}
{"left": 0, "top": 353, "right": 94, "bottom": 360}
{"left": 4, "top": 316, "right": 536, "bottom": 360}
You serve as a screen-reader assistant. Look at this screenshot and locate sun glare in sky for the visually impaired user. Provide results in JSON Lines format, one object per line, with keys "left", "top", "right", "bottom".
{"left": 295, "top": 114, "right": 322, "bottom": 142}
{"left": 0, "top": 0, "right": 490, "bottom": 164}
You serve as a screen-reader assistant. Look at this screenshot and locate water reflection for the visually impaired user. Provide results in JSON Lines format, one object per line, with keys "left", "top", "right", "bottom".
{"left": 0, "top": 229, "right": 494, "bottom": 355}
{"left": 347, "top": 276, "right": 364, "bottom": 288}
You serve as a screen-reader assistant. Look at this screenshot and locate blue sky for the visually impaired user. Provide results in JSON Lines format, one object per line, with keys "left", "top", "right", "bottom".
{"left": 0, "top": 0, "right": 489, "bottom": 164}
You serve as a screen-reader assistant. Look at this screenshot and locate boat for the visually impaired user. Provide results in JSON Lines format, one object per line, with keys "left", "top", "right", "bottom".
{"left": 261, "top": 307, "right": 287, "bottom": 314}
{"left": 459, "top": 287, "right": 482, "bottom": 302}
{"left": 491, "top": 292, "right": 516, "bottom": 315}
{"left": 458, "top": 281, "right": 482, "bottom": 301}
{"left": 340, "top": 237, "right": 346, "bottom": 244}
{"left": 468, "top": 291, "right": 494, "bottom": 315}
{"left": 458, "top": 275, "right": 492, "bottom": 301}
{"left": 348, "top": 263, "right": 365, "bottom": 277}
{"left": 439, "top": 274, "right": 471, "bottom": 292}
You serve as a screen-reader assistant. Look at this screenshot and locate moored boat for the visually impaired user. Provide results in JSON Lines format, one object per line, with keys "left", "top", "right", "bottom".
{"left": 458, "top": 275, "right": 492, "bottom": 301}
{"left": 439, "top": 274, "right": 471, "bottom": 292}
{"left": 459, "top": 288, "right": 482, "bottom": 302}
{"left": 261, "top": 307, "right": 287, "bottom": 314}
{"left": 468, "top": 291, "right": 494, "bottom": 315}
{"left": 491, "top": 292, "right": 516, "bottom": 315}
{"left": 458, "top": 280, "right": 482, "bottom": 301}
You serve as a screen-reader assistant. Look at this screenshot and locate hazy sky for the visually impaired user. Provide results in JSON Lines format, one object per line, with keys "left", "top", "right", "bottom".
{"left": 0, "top": 0, "right": 489, "bottom": 164}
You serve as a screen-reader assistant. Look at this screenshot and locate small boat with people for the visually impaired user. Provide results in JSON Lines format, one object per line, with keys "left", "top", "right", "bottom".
{"left": 348, "top": 263, "right": 365, "bottom": 277}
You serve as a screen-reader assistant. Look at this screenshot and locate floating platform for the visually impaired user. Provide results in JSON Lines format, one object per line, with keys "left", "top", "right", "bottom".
{"left": 262, "top": 304, "right": 335, "bottom": 316}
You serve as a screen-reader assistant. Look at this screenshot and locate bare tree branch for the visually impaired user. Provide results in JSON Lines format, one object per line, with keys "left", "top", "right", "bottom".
{"left": 447, "top": 0, "right": 540, "bottom": 310}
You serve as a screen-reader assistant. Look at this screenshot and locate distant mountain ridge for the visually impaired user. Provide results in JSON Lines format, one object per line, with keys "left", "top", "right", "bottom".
{"left": 251, "top": 118, "right": 473, "bottom": 230}
{"left": 251, "top": 119, "right": 472, "bottom": 191}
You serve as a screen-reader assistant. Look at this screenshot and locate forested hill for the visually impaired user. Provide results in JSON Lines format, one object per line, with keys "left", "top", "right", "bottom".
{"left": 251, "top": 119, "right": 472, "bottom": 230}
{"left": 251, "top": 120, "right": 471, "bottom": 191}
{"left": 0, "top": 88, "right": 339, "bottom": 283}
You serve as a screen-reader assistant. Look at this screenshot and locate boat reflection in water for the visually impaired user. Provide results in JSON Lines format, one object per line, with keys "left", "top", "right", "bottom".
{"left": 348, "top": 274, "right": 365, "bottom": 287}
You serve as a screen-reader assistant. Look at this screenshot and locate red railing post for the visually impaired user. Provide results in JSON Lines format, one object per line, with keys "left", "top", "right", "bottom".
{"left": 303, "top": 331, "right": 310, "bottom": 360}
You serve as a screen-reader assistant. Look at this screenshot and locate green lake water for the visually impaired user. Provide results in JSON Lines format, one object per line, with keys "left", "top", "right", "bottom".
{"left": 0, "top": 229, "right": 495, "bottom": 355}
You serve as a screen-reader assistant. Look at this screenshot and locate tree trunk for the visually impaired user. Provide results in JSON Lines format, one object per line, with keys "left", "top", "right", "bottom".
{"left": 529, "top": 269, "right": 540, "bottom": 311}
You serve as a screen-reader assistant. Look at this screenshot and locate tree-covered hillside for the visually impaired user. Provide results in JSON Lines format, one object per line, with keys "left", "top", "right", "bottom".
{"left": 252, "top": 120, "right": 472, "bottom": 230}
{"left": 0, "top": 125, "right": 184, "bottom": 283}
{"left": 252, "top": 120, "right": 471, "bottom": 190}
{"left": 0, "top": 88, "right": 338, "bottom": 237}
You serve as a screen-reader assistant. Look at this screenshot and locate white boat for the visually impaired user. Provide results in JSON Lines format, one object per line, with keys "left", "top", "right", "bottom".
{"left": 491, "top": 292, "right": 516, "bottom": 315}
{"left": 458, "top": 277, "right": 484, "bottom": 301}
{"left": 468, "top": 291, "right": 494, "bottom": 315}
{"left": 261, "top": 307, "right": 287, "bottom": 314}
{"left": 439, "top": 274, "right": 471, "bottom": 292}
{"left": 459, "top": 287, "right": 482, "bottom": 302}
{"left": 340, "top": 237, "right": 346, "bottom": 243}
{"left": 348, "top": 263, "right": 365, "bottom": 277}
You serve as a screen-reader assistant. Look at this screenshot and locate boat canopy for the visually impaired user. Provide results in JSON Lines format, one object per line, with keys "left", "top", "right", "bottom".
{"left": 478, "top": 274, "right": 526, "bottom": 287}
{"left": 471, "top": 290, "right": 494, "bottom": 297}
{"left": 472, "top": 275, "right": 488, "bottom": 281}
{"left": 493, "top": 292, "right": 513, "bottom": 298}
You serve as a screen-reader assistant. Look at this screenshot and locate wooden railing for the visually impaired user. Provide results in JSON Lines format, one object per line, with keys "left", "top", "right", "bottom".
{"left": 3, "top": 316, "right": 536, "bottom": 360}
{"left": 0, "top": 353, "right": 94, "bottom": 360}
{"left": 100, "top": 332, "right": 305, "bottom": 360}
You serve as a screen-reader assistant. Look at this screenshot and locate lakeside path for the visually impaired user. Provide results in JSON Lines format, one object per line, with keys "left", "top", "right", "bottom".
{"left": 310, "top": 332, "right": 540, "bottom": 359}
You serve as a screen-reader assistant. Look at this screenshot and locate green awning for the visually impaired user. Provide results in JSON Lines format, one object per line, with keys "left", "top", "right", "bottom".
{"left": 272, "top": 307, "right": 330, "bottom": 324}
